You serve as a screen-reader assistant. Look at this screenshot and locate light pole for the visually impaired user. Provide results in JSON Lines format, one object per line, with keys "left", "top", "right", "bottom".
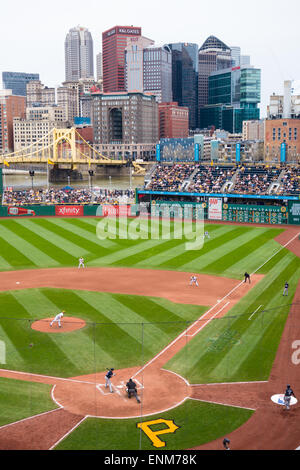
{"left": 88, "top": 170, "right": 94, "bottom": 190}
{"left": 29, "top": 170, "right": 35, "bottom": 191}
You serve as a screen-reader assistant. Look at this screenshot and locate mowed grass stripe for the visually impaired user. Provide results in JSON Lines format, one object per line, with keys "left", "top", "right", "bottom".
{"left": 135, "top": 224, "right": 236, "bottom": 269}
{"left": 222, "top": 238, "right": 283, "bottom": 278}
{"left": 28, "top": 219, "right": 90, "bottom": 258}
{"left": 160, "top": 226, "right": 244, "bottom": 271}
{"left": 150, "top": 297, "right": 208, "bottom": 322}
{"left": 0, "top": 222, "right": 58, "bottom": 267}
{"left": 0, "top": 227, "right": 42, "bottom": 269}
{"left": 0, "top": 323, "right": 25, "bottom": 364}
{"left": 203, "top": 228, "right": 281, "bottom": 276}
{"left": 180, "top": 227, "right": 268, "bottom": 274}
{"left": 110, "top": 294, "right": 194, "bottom": 337}
{"left": 12, "top": 219, "right": 82, "bottom": 264}
{"left": 0, "top": 256, "right": 12, "bottom": 270}
{"left": 74, "top": 290, "right": 154, "bottom": 364}
{"left": 89, "top": 238, "right": 171, "bottom": 266}
{"left": 111, "top": 223, "right": 196, "bottom": 268}
{"left": 45, "top": 218, "right": 117, "bottom": 250}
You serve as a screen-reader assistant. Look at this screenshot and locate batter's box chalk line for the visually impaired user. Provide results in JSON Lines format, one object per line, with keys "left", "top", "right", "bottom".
{"left": 96, "top": 379, "right": 144, "bottom": 396}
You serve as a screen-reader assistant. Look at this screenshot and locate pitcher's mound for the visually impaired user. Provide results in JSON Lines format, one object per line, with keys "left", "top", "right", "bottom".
{"left": 31, "top": 317, "right": 86, "bottom": 333}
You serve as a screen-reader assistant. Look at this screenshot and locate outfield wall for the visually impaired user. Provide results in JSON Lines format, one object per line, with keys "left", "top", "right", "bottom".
{"left": 0, "top": 200, "right": 299, "bottom": 225}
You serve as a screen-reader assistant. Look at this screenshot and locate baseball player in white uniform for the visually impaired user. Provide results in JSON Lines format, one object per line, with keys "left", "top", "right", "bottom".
{"left": 190, "top": 275, "right": 199, "bottom": 287}
{"left": 78, "top": 257, "right": 85, "bottom": 268}
{"left": 204, "top": 231, "right": 210, "bottom": 239}
{"left": 50, "top": 311, "right": 65, "bottom": 328}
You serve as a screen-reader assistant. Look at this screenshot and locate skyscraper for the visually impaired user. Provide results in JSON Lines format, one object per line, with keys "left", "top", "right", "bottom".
{"left": 102, "top": 26, "right": 142, "bottom": 93}
{"left": 168, "top": 43, "right": 198, "bottom": 130}
{"left": 125, "top": 36, "right": 155, "bottom": 93}
{"left": 198, "top": 36, "right": 232, "bottom": 125}
{"left": 2, "top": 71, "right": 39, "bottom": 96}
{"left": 200, "top": 65, "right": 261, "bottom": 133}
{"left": 143, "top": 45, "right": 173, "bottom": 103}
{"left": 65, "top": 26, "right": 94, "bottom": 82}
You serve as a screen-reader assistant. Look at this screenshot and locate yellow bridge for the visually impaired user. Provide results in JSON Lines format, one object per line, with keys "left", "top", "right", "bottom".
{"left": 0, "top": 128, "right": 127, "bottom": 167}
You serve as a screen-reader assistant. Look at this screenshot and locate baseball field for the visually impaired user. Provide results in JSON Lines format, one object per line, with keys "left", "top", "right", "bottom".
{"left": 0, "top": 216, "right": 299, "bottom": 450}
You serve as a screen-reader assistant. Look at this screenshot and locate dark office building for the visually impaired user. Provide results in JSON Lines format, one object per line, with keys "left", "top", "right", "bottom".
{"left": 168, "top": 43, "right": 198, "bottom": 130}
{"left": 198, "top": 36, "right": 232, "bottom": 126}
{"left": 2, "top": 71, "right": 40, "bottom": 96}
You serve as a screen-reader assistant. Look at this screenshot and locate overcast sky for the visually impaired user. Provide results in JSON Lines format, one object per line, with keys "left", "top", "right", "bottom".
{"left": 1, "top": 0, "right": 300, "bottom": 117}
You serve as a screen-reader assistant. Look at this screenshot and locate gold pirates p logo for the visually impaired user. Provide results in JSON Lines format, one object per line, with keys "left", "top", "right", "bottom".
{"left": 137, "top": 419, "right": 180, "bottom": 448}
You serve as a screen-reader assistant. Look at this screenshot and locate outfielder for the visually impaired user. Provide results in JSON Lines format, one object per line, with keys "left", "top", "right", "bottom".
{"left": 190, "top": 275, "right": 199, "bottom": 287}
{"left": 204, "top": 231, "right": 210, "bottom": 239}
{"left": 78, "top": 257, "right": 85, "bottom": 268}
{"left": 283, "top": 281, "right": 289, "bottom": 296}
{"left": 50, "top": 311, "right": 65, "bottom": 328}
{"left": 105, "top": 368, "right": 115, "bottom": 393}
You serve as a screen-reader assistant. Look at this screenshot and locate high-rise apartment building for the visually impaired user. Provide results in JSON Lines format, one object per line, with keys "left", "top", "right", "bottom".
{"left": 26, "top": 80, "right": 56, "bottom": 107}
{"left": 65, "top": 26, "right": 94, "bottom": 82}
{"left": 2, "top": 72, "right": 39, "bottom": 96}
{"left": 102, "top": 26, "right": 142, "bottom": 93}
{"left": 0, "top": 90, "right": 26, "bottom": 153}
{"left": 168, "top": 42, "right": 198, "bottom": 130}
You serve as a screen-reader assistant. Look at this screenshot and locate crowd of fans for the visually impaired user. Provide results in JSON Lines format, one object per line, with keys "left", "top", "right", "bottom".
{"left": 188, "top": 166, "right": 235, "bottom": 193}
{"left": 278, "top": 167, "right": 300, "bottom": 195}
{"left": 232, "top": 167, "right": 282, "bottom": 195}
{"left": 147, "top": 164, "right": 196, "bottom": 192}
{"left": 146, "top": 164, "right": 299, "bottom": 196}
{"left": 2, "top": 188, "right": 135, "bottom": 206}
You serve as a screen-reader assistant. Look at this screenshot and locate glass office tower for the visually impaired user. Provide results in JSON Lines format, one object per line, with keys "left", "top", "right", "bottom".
{"left": 168, "top": 43, "right": 198, "bottom": 130}
{"left": 201, "top": 65, "right": 261, "bottom": 133}
{"left": 2, "top": 72, "right": 40, "bottom": 96}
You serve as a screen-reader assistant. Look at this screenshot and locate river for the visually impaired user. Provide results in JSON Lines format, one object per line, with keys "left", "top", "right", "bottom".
{"left": 2, "top": 173, "right": 145, "bottom": 191}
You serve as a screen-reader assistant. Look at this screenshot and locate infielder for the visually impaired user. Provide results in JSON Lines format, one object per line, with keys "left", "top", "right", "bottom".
{"left": 78, "top": 257, "right": 85, "bottom": 268}
{"left": 105, "top": 368, "right": 115, "bottom": 393}
{"left": 190, "top": 275, "right": 199, "bottom": 287}
{"left": 284, "top": 384, "right": 296, "bottom": 410}
{"left": 50, "top": 311, "right": 65, "bottom": 328}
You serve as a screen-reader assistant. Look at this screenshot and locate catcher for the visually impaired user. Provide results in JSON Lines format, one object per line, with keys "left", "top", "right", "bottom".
{"left": 126, "top": 378, "right": 141, "bottom": 404}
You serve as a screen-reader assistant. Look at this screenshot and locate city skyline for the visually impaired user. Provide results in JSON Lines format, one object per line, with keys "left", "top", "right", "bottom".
{"left": 1, "top": 0, "right": 300, "bottom": 118}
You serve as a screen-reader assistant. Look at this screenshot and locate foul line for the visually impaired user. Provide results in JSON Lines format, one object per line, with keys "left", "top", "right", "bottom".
{"left": 248, "top": 305, "right": 263, "bottom": 321}
{"left": 49, "top": 416, "right": 87, "bottom": 450}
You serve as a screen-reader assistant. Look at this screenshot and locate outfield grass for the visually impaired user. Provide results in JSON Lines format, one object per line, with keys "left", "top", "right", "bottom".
{"left": 0, "top": 377, "right": 57, "bottom": 427}
{"left": 54, "top": 399, "right": 253, "bottom": 450}
{"left": 0, "top": 218, "right": 284, "bottom": 279}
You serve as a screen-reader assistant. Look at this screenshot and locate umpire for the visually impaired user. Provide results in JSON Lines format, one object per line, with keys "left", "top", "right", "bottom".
{"left": 126, "top": 378, "right": 141, "bottom": 404}
{"left": 244, "top": 272, "right": 251, "bottom": 284}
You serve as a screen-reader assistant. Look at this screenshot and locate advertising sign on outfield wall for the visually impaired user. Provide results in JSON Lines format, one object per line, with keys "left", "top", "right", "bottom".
{"left": 288, "top": 201, "right": 300, "bottom": 225}
{"left": 102, "top": 205, "right": 131, "bottom": 217}
{"left": 208, "top": 198, "right": 223, "bottom": 220}
{"left": 55, "top": 206, "right": 84, "bottom": 217}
